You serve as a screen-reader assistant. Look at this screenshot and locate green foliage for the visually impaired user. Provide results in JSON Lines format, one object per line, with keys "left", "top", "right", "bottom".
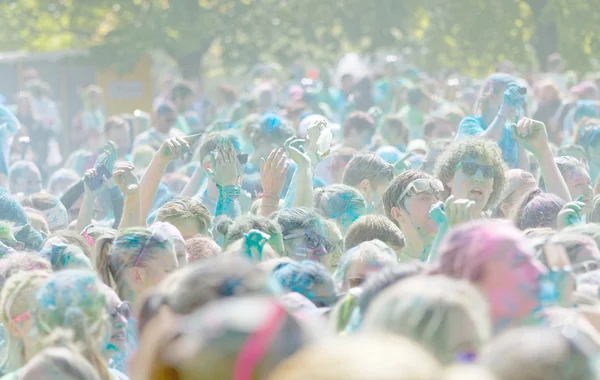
{"left": 0, "top": 0, "right": 599, "bottom": 76}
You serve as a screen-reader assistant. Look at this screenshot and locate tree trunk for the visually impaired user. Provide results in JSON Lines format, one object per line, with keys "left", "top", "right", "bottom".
{"left": 177, "top": 49, "right": 206, "bottom": 79}
{"left": 527, "top": 0, "right": 558, "bottom": 70}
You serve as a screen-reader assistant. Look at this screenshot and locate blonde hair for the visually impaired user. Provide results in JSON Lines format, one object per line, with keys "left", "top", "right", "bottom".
{"left": 333, "top": 240, "right": 398, "bottom": 291}
{"left": 363, "top": 275, "right": 491, "bottom": 364}
{"left": 267, "top": 333, "right": 440, "bottom": 380}
{"left": 21, "top": 329, "right": 101, "bottom": 380}
{"left": 31, "top": 270, "right": 110, "bottom": 380}
{"left": 0, "top": 270, "right": 51, "bottom": 372}
{"left": 441, "top": 365, "right": 497, "bottom": 380}
{"left": 95, "top": 227, "right": 175, "bottom": 299}
{"left": 156, "top": 197, "right": 212, "bottom": 235}
{"left": 480, "top": 325, "right": 598, "bottom": 380}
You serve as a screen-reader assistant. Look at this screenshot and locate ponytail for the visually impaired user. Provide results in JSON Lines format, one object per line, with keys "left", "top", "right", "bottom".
{"left": 94, "top": 234, "right": 118, "bottom": 293}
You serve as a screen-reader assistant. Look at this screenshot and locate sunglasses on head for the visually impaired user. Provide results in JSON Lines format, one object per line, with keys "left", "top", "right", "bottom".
{"left": 455, "top": 161, "right": 495, "bottom": 178}
{"left": 396, "top": 178, "right": 444, "bottom": 206}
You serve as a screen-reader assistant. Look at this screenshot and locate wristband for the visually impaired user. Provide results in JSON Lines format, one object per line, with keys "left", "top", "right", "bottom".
{"left": 259, "top": 192, "right": 279, "bottom": 200}
{"left": 216, "top": 184, "right": 241, "bottom": 197}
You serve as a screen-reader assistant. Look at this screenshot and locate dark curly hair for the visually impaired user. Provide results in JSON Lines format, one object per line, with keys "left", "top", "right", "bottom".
{"left": 434, "top": 138, "right": 508, "bottom": 210}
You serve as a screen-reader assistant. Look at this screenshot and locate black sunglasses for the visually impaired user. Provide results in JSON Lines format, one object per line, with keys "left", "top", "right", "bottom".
{"left": 456, "top": 161, "right": 495, "bottom": 178}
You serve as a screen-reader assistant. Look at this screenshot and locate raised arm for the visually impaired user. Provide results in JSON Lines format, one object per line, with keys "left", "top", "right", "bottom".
{"left": 112, "top": 162, "right": 141, "bottom": 229}
{"left": 259, "top": 148, "right": 289, "bottom": 217}
{"left": 512, "top": 118, "right": 572, "bottom": 202}
{"left": 208, "top": 141, "right": 243, "bottom": 220}
{"left": 139, "top": 135, "right": 199, "bottom": 221}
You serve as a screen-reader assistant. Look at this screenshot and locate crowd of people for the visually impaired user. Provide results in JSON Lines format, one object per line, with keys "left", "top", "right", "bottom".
{"left": 0, "top": 52, "right": 599, "bottom": 379}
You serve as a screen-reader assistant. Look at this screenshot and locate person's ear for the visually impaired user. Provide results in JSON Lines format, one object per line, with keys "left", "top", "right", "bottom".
{"left": 8, "top": 320, "right": 22, "bottom": 338}
{"left": 391, "top": 206, "right": 405, "bottom": 223}
{"left": 358, "top": 179, "right": 371, "bottom": 194}
{"left": 129, "top": 267, "right": 147, "bottom": 285}
{"left": 202, "top": 160, "right": 211, "bottom": 170}
{"left": 500, "top": 201, "right": 511, "bottom": 218}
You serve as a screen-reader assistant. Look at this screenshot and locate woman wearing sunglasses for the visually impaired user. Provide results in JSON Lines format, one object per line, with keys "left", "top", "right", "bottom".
{"left": 435, "top": 138, "right": 508, "bottom": 218}
{"left": 100, "top": 285, "right": 129, "bottom": 375}
{"left": 383, "top": 170, "right": 444, "bottom": 261}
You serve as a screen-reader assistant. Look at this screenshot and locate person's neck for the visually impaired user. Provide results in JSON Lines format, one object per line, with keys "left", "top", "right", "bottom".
{"left": 153, "top": 126, "right": 170, "bottom": 135}
{"left": 119, "top": 282, "right": 139, "bottom": 305}
{"left": 402, "top": 230, "right": 434, "bottom": 261}
{"left": 342, "top": 138, "right": 362, "bottom": 150}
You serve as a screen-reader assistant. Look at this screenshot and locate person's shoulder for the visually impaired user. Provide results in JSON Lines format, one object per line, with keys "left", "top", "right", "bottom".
{"left": 457, "top": 115, "right": 485, "bottom": 137}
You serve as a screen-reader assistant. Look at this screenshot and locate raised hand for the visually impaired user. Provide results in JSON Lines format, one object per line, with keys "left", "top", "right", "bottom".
{"left": 206, "top": 140, "right": 242, "bottom": 186}
{"left": 556, "top": 199, "right": 585, "bottom": 229}
{"left": 443, "top": 196, "right": 475, "bottom": 226}
{"left": 260, "top": 148, "right": 289, "bottom": 198}
{"left": 83, "top": 168, "right": 108, "bottom": 195}
{"left": 158, "top": 136, "right": 192, "bottom": 161}
{"left": 284, "top": 137, "right": 311, "bottom": 169}
{"left": 112, "top": 162, "right": 140, "bottom": 195}
{"left": 511, "top": 117, "right": 549, "bottom": 156}
{"left": 305, "top": 119, "right": 332, "bottom": 163}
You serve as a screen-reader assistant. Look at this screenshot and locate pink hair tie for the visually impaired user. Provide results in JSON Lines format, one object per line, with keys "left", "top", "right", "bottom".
{"left": 83, "top": 232, "right": 95, "bottom": 248}
{"left": 233, "top": 304, "right": 286, "bottom": 380}
{"left": 13, "top": 311, "right": 30, "bottom": 323}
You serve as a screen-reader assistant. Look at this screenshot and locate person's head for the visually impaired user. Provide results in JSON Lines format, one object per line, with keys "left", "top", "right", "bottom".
{"left": 380, "top": 115, "right": 408, "bottom": 147}
{"left": 216, "top": 84, "right": 237, "bottom": 106}
{"left": 185, "top": 235, "right": 222, "bottom": 263}
{"left": 511, "top": 188, "right": 566, "bottom": 230}
{"left": 23, "top": 207, "right": 50, "bottom": 236}
{"left": 39, "top": 243, "right": 93, "bottom": 272}
{"left": 407, "top": 86, "right": 432, "bottom": 112}
{"left": 358, "top": 264, "right": 422, "bottom": 316}
{"left": 19, "top": 344, "right": 101, "bottom": 380}
{"left": 342, "top": 152, "right": 394, "bottom": 214}
{"left": 328, "top": 147, "right": 357, "bottom": 184}
{"left": 155, "top": 197, "right": 212, "bottom": 239}
{"left": 341, "top": 73, "right": 355, "bottom": 94}
{"left": 383, "top": 170, "right": 443, "bottom": 242}
{"left": 251, "top": 113, "right": 295, "bottom": 158}
{"left": 0, "top": 270, "right": 51, "bottom": 372}
{"left": 480, "top": 325, "right": 599, "bottom": 380}
{"left": 344, "top": 215, "right": 404, "bottom": 253}
{"left": 475, "top": 73, "right": 518, "bottom": 121}
{"left": 535, "top": 79, "right": 561, "bottom": 103}
{"left": 153, "top": 102, "right": 178, "bottom": 133}
{"left": 423, "top": 116, "right": 455, "bottom": 142}
{"left": 136, "top": 257, "right": 275, "bottom": 332}
{"left": 47, "top": 169, "right": 79, "bottom": 198}
{"left": 272, "top": 207, "right": 331, "bottom": 264}
{"left": 551, "top": 232, "right": 600, "bottom": 265}
{"left": 342, "top": 111, "right": 376, "bottom": 149}
{"left": 541, "top": 156, "right": 594, "bottom": 207}
{"left": 198, "top": 131, "right": 245, "bottom": 176}
{"left": 100, "top": 284, "right": 129, "bottom": 356}
{"left": 9, "top": 161, "right": 42, "bottom": 196}
{"left": 272, "top": 260, "right": 337, "bottom": 308}
{"left": 95, "top": 227, "right": 177, "bottom": 301}
{"left": 132, "top": 144, "right": 156, "bottom": 170}
{"left": 363, "top": 275, "right": 491, "bottom": 364}
{"left": 170, "top": 81, "right": 194, "bottom": 112}
{"left": 149, "top": 221, "right": 187, "bottom": 267}
{"left": 435, "top": 138, "right": 508, "bottom": 214}
{"left": 83, "top": 85, "right": 103, "bottom": 109}
{"left": 494, "top": 169, "right": 538, "bottom": 218}
{"left": 43, "top": 230, "right": 93, "bottom": 261}
{"left": 15, "top": 91, "right": 35, "bottom": 116}
{"left": 31, "top": 270, "right": 110, "bottom": 379}
{"left": 334, "top": 240, "right": 398, "bottom": 292}
{"left": 421, "top": 138, "right": 452, "bottom": 174}
{"left": 219, "top": 214, "right": 284, "bottom": 255}
{"left": 103, "top": 116, "right": 131, "bottom": 158}
{"left": 436, "top": 219, "right": 546, "bottom": 330}
{"left": 136, "top": 296, "right": 313, "bottom": 380}
{"left": 0, "top": 253, "right": 51, "bottom": 292}
{"left": 314, "top": 185, "right": 366, "bottom": 234}
{"left": 266, "top": 333, "right": 441, "bottom": 380}
{"left": 21, "top": 192, "right": 69, "bottom": 231}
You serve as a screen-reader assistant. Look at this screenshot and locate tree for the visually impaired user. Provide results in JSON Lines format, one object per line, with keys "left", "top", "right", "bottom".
{"left": 0, "top": 0, "right": 599, "bottom": 77}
